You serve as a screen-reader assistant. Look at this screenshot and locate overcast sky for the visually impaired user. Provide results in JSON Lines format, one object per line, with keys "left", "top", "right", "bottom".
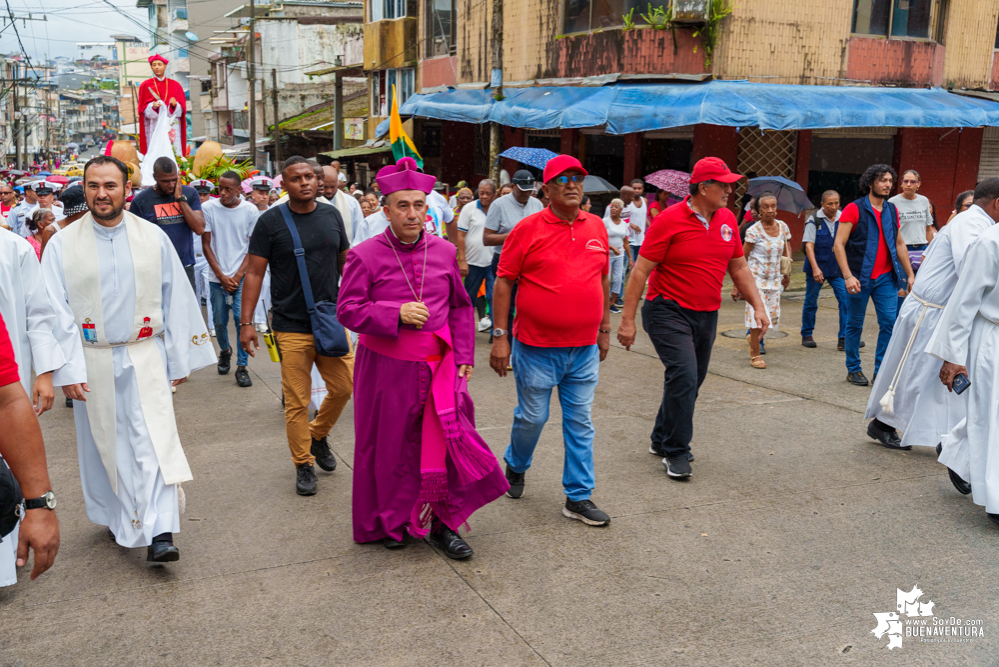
{"left": 0, "top": 0, "right": 148, "bottom": 62}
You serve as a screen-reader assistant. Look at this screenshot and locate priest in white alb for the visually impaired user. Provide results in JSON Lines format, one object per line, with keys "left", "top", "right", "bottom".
{"left": 41, "top": 156, "right": 216, "bottom": 562}
{"left": 865, "top": 180, "right": 999, "bottom": 453}
{"left": 926, "top": 197, "right": 999, "bottom": 528}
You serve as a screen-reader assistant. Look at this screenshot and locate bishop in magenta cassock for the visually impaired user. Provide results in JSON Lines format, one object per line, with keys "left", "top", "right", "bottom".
{"left": 337, "top": 158, "right": 508, "bottom": 559}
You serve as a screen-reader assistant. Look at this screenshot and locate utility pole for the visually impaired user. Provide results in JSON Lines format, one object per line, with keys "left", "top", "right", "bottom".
{"left": 12, "top": 62, "right": 19, "bottom": 167}
{"left": 247, "top": 0, "right": 256, "bottom": 167}
{"left": 488, "top": 0, "right": 503, "bottom": 182}
{"left": 272, "top": 69, "right": 280, "bottom": 164}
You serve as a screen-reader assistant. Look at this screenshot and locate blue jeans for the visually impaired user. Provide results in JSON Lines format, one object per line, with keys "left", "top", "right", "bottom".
{"left": 800, "top": 274, "right": 848, "bottom": 339}
{"left": 210, "top": 279, "right": 248, "bottom": 367}
{"left": 630, "top": 245, "right": 641, "bottom": 262}
{"left": 845, "top": 273, "right": 897, "bottom": 374}
{"left": 504, "top": 340, "right": 599, "bottom": 502}
{"left": 609, "top": 252, "right": 625, "bottom": 296}
{"left": 463, "top": 263, "right": 494, "bottom": 315}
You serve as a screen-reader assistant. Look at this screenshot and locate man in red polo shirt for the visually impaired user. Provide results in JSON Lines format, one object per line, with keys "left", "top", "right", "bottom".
{"left": 617, "top": 157, "right": 769, "bottom": 480}
{"left": 490, "top": 155, "right": 612, "bottom": 527}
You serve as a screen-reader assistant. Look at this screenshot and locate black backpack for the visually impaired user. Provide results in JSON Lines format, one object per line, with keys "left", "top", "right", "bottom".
{"left": 0, "top": 456, "right": 23, "bottom": 539}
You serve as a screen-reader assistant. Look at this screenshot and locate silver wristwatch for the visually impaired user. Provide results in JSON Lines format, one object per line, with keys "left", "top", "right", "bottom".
{"left": 492, "top": 328, "right": 508, "bottom": 337}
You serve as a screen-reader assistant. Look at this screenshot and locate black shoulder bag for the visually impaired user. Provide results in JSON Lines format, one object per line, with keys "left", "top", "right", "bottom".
{"left": 277, "top": 203, "right": 350, "bottom": 357}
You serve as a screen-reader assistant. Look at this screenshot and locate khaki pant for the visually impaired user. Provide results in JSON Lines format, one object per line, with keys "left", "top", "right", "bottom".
{"left": 275, "top": 332, "right": 354, "bottom": 466}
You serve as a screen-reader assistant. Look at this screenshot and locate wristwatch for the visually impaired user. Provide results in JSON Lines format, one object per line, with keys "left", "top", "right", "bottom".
{"left": 492, "top": 328, "right": 508, "bottom": 337}
{"left": 24, "top": 490, "right": 57, "bottom": 511}
{"left": 177, "top": 194, "right": 188, "bottom": 203}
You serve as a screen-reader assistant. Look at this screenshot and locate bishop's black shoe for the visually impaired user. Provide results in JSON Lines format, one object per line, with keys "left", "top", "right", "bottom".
{"left": 426, "top": 520, "right": 473, "bottom": 559}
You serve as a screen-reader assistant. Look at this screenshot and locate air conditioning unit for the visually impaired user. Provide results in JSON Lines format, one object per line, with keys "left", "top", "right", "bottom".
{"left": 672, "top": 0, "right": 709, "bottom": 24}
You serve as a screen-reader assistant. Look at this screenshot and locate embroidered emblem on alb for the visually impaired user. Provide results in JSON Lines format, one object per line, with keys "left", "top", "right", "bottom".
{"left": 82, "top": 318, "right": 97, "bottom": 343}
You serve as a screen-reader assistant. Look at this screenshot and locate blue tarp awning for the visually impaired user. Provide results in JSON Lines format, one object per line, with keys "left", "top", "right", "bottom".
{"left": 376, "top": 80, "right": 999, "bottom": 137}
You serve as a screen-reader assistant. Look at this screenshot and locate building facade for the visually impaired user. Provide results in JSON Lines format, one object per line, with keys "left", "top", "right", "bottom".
{"left": 366, "top": 0, "right": 999, "bottom": 249}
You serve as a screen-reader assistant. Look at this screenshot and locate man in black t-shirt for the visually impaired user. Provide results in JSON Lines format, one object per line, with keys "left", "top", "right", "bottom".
{"left": 240, "top": 156, "right": 354, "bottom": 497}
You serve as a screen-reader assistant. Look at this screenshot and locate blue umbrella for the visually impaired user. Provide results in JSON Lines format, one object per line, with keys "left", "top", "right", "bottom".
{"left": 747, "top": 176, "right": 813, "bottom": 214}
{"left": 36, "top": 170, "right": 52, "bottom": 176}
{"left": 498, "top": 147, "right": 560, "bottom": 170}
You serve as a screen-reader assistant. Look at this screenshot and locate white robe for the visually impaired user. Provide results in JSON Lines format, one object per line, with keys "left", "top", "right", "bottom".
{"left": 143, "top": 96, "right": 184, "bottom": 157}
{"left": 0, "top": 229, "right": 75, "bottom": 587}
{"left": 42, "top": 219, "right": 217, "bottom": 548}
{"left": 865, "top": 206, "right": 994, "bottom": 446}
{"left": 352, "top": 210, "right": 390, "bottom": 246}
{"left": 926, "top": 222, "right": 999, "bottom": 513}
{"left": 192, "top": 232, "right": 214, "bottom": 329}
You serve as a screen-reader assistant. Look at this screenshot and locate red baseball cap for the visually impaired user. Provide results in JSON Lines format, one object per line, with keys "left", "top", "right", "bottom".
{"left": 543, "top": 155, "right": 588, "bottom": 184}
{"left": 690, "top": 157, "right": 743, "bottom": 184}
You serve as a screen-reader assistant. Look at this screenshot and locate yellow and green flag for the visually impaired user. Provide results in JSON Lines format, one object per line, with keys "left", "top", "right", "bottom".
{"left": 389, "top": 84, "right": 422, "bottom": 168}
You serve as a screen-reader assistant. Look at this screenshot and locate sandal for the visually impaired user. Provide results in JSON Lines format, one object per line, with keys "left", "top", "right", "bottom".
{"left": 750, "top": 356, "right": 767, "bottom": 369}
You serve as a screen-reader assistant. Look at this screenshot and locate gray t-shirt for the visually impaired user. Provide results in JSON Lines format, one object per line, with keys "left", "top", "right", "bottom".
{"left": 802, "top": 209, "right": 840, "bottom": 244}
{"left": 484, "top": 192, "right": 545, "bottom": 254}
{"left": 889, "top": 193, "right": 933, "bottom": 246}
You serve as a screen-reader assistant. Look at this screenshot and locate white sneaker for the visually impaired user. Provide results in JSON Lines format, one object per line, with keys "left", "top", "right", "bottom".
{"left": 209, "top": 329, "right": 216, "bottom": 337}
{"left": 477, "top": 317, "right": 492, "bottom": 332}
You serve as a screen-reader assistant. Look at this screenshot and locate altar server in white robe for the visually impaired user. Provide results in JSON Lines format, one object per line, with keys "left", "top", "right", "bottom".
{"left": 866, "top": 181, "right": 999, "bottom": 450}
{"left": 42, "top": 156, "right": 217, "bottom": 562}
{"left": 927, "top": 215, "right": 999, "bottom": 527}
{"left": 0, "top": 229, "right": 74, "bottom": 588}
{"left": 0, "top": 227, "right": 72, "bottom": 411}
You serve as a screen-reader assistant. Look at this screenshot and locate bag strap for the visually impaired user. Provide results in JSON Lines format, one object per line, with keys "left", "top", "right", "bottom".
{"left": 278, "top": 203, "right": 316, "bottom": 314}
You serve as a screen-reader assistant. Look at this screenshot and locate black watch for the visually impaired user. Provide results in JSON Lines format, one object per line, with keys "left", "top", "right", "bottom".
{"left": 177, "top": 194, "right": 188, "bottom": 203}
{"left": 24, "top": 490, "right": 57, "bottom": 510}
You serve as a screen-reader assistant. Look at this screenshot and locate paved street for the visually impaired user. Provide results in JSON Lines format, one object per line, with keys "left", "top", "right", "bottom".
{"left": 1, "top": 287, "right": 995, "bottom": 666}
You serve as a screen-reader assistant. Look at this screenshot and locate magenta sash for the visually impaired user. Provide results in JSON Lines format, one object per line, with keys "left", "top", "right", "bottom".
{"left": 359, "top": 323, "right": 496, "bottom": 536}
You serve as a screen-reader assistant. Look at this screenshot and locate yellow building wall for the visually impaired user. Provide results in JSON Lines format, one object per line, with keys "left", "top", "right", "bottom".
{"left": 455, "top": 0, "right": 561, "bottom": 84}
{"left": 941, "top": 0, "right": 999, "bottom": 89}
{"left": 712, "top": 0, "right": 854, "bottom": 85}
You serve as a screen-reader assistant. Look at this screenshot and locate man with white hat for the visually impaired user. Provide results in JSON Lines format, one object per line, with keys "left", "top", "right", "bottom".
{"left": 9, "top": 183, "right": 38, "bottom": 237}
{"left": 248, "top": 176, "right": 272, "bottom": 212}
{"left": 247, "top": 176, "right": 274, "bottom": 332}
{"left": 190, "top": 179, "right": 214, "bottom": 205}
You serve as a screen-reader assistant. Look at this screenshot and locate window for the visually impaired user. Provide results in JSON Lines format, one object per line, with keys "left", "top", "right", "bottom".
{"left": 426, "top": 0, "right": 456, "bottom": 58}
{"left": 563, "top": 0, "right": 644, "bottom": 34}
{"left": 374, "top": 68, "right": 415, "bottom": 117}
{"left": 371, "top": 0, "right": 417, "bottom": 21}
{"left": 852, "top": 0, "right": 932, "bottom": 38}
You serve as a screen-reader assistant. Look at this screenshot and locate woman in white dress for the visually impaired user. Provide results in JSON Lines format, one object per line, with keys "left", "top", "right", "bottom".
{"left": 734, "top": 193, "right": 791, "bottom": 369}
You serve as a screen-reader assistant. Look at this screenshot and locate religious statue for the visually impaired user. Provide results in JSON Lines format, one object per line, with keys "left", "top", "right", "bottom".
{"left": 137, "top": 54, "right": 187, "bottom": 158}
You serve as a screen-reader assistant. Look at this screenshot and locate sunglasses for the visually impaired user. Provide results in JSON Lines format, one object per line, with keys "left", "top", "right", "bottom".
{"left": 550, "top": 175, "right": 586, "bottom": 185}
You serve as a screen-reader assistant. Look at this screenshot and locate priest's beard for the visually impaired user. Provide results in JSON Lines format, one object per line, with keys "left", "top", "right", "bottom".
{"left": 92, "top": 200, "right": 125, "bottom": 222}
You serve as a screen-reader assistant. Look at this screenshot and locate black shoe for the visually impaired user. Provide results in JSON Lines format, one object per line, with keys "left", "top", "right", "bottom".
{"left": 505, "top": 464, "right": 525, "bottom": 499}
{"left": 867, "top": 419, "right": 910, "bottom": 450}
{"left": 989, "top": 513, "right": 999, "bottom": 529}
{"left": 235, "top": 366, "right": 252, "bottom": 387}
{"left": 296, "top": 462, "right": 318, "bottom": 495}
{"left": 218, "top": 347, "right": 232, "bottom": 375}
{"left": 861, "top": 340, "right": 866, "bottom": 348}
{"left": 146, "top": 540, "right": 180, "bottom": 563}
{"left": 426, "top": 521, "right": 474, "bottom": 559}
{"left": 872, "top": 372, "right": 877, "bottom": 382}
{"left": 562, "top": 498, "right": 610, "bottom": 526}
{"left": 663, "top": 455, "right": 692, "bottom": 479}
{"left": 839, "top": 338, "right": 867, "bottom": 351}
{"left": 847, "top": 371, "right": 869, "bottom": 386}
{"left": 383, "top": 536, "right": 407, "bottom": 549}
{"left": 650, "top": 445, "right": 694, "bottom": 462}
{"left": 65, "top": 396, "right": 73, "bottom": 408}
{"left": 802, "top": 336, "right": 817, "bottom": 348}
{"left": 310, "top": 436, "right": 337, "bottom": 472}
{"left": 937, "top": 443, "right": 972, "bottom": 494}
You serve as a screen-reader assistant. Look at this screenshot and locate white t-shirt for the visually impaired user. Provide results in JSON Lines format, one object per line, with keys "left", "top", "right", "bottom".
{"left": 203, "top": 198, "right": 259, "bottom": 282}
{"left": 428, "top": 190, "right": 455, "bottom": 226}
{"left": 604, "top": 216, "right": 629, "bottom": 251}
{"left": 889, "top": 193, "right": 934, "bottom": 246}
{"left": 627, "top": 199, "right": 648, "bottom": 246}
{"left": 457, "top": 200, "right": 492, "bottom": 267}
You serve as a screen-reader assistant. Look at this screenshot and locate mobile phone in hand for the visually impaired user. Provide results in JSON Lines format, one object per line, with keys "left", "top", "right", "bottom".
{"left": 953, "top": 373, "right": 971, "bottom": 395}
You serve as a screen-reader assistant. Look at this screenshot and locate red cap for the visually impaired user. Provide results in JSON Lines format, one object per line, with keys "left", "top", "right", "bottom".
{"left": 690, "top": 157, "right": 743, "bottom": 184}
{"left": 543, "top": 155, "right": 588, "bottom": 184}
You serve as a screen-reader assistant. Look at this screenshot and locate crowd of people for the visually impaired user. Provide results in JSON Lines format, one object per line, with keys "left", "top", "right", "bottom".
{"left": 2, "top": 143, "right": 998, "bottom": 593}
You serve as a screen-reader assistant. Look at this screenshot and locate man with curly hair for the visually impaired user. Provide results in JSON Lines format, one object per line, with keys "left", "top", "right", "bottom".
{"left": 832, "top": 165, "right": 914, "bottom": 439}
